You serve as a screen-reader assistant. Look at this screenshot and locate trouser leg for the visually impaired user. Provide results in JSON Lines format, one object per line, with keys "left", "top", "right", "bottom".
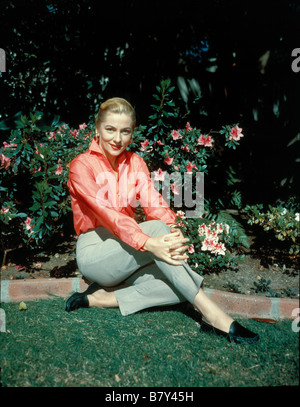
{"left": 115, "top": 262, "right": 187, "bottom": 315}
{"left": 76, "top": 220, "right": 203, "bottom": 315}
{"left": 137, "top": 220, "right": 204, "bottom": 305}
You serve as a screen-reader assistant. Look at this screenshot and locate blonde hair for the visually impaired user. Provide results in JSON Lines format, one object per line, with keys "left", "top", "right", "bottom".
{"left": 95, "top": 97, "right": 136, "bottom": 130}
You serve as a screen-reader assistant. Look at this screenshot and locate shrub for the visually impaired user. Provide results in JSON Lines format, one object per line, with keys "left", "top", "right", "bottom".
{"left": 0, "top": 112, "right": 93, "bottom": 251}
{"left": 244, "top": 203, "right": 299, "bottom": 256}
{"left": 1, "top": 80, "right": 248, "bottom": 275}
{"left": 172, "top": 210, "right": 246, "bottom": 274}
{"left": 130, "top": 79, "right": 249, "bottom": 272}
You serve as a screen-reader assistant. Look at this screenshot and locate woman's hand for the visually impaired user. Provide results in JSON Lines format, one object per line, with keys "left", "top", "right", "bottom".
{"left": 169, "top": 227, "right": 189, "bottom": 263}
{"left": 143, "top": 230, "right": 190, "bottom": 266}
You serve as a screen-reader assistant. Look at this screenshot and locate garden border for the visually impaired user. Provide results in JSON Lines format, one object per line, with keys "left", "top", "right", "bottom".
{"left": 1, "top": 277, "right": 299, "bottom": 320}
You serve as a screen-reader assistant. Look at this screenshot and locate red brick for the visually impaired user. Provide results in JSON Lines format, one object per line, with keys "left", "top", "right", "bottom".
{"left": 279, "top": 297, "right": 300, "bottom": 320}
{"left": 8, "top": 278, "right": 73, "bottom": 302}
{"left": 205, "top": 288, "right": 273, "bottom": 319}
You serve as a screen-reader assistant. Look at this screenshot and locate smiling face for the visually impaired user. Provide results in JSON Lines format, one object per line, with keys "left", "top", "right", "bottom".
{"left": 96, "top": 112, "right": 133, "bottom": 168}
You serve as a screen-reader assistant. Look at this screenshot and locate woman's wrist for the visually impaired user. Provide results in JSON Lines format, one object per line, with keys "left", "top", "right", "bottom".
{"left": 143, "top": 237, "right": 152, "bottom": 251}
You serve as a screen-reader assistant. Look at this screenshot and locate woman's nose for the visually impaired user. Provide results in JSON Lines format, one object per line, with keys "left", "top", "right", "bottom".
{"left": 114, "top": 131, "right": 122, "bottom": 142}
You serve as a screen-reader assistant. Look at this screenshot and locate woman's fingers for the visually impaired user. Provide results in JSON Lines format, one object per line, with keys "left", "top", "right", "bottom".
{"left": 143, "top": 234, "right": 190, "bottom": 266}
{"left": 164, "top": 234, "right": 189, "bottom": 246}
{"left": 170, "top": 227, "right": 185, "bottom": 239}
{"left": 168, "top": 240, "right": 190, "bottom": 250}
{"left": 164, "top": 231, "right": 185, "bottom": 240}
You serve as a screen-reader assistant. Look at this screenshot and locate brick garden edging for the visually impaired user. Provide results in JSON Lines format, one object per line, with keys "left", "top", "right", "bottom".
{"left": 1, "top": 277, "right": 299, "bottom": 320}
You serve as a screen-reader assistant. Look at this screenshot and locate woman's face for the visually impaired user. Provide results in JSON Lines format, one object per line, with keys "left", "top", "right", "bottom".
{"left": 96, "top": 112, "right": 133, "bottom": 166}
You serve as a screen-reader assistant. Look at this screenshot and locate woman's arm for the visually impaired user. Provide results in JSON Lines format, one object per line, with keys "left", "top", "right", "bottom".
{"left": 68, "top": 158, "right": 151, "bottom": 251}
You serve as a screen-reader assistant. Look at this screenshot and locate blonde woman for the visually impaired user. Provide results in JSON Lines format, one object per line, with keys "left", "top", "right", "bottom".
{"left": 65, "top": 97, "right": 259, "bottom": 344}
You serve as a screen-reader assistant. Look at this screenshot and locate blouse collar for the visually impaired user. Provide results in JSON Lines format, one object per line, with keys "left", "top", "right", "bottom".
{"left": 88, "top": 137, "right": 128, "bottom": 166}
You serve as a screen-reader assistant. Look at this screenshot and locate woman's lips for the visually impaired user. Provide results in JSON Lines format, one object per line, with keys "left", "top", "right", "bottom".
{"left": 110, "top": 144, "right": 122, "bottom": 150}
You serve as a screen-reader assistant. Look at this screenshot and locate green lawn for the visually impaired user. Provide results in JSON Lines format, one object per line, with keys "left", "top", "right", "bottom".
{"left": 0, "top": 297, "right": 299, "bottom": 387}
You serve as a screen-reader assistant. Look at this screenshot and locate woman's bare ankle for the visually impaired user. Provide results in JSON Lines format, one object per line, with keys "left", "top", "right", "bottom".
{"left": 193, "top": 289, "right": 233, "bottom": 333}
{"left": 87, "top": 289, "right": 119, "bottom": 308}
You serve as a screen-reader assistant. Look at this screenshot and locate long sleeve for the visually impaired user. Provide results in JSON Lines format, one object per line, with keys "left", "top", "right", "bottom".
{"left": 68, "top": 157, "right": 151, "bottom": 251}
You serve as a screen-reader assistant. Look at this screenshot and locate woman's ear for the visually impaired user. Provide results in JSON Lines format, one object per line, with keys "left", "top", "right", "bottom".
{"left": 95, "top": 128, "right": 100, "bottom": 142}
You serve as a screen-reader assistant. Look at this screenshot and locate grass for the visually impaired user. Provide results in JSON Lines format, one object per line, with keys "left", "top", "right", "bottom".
{"left": 0, "top": 297, "right": 299, "bottom": 387}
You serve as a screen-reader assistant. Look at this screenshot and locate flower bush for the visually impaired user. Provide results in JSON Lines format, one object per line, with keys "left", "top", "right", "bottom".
{"left": 1, "top": 79, "right": 248, "bottom": 275}
{"left": 130, "top": 80, "right": 245, "bottom": 214}
{"left": 0, "top": 112, "right": 93, "bottom": 251}
{"left": 244, "top": 204, "right": 299, "bottom": 256}
{"left": 172, "top": 209, "right": 246, "bottom": 273}
{"left": 130, "top": 79, "right": 249, "bottom": 272}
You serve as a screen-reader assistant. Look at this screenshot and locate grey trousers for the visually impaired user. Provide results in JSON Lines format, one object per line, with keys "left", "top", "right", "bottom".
{"left": 76, "top": 220, "right": 204, "bottom": 316}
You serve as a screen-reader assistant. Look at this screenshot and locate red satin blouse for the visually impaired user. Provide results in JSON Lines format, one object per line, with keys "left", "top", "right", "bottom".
{"left": 67, "top": 138, "right": 177, "bottom": 251}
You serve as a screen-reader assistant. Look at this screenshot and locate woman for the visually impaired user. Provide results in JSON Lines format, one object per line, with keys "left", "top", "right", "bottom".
{"left": 66, "top": 97, "right": 259, "bottom": 344}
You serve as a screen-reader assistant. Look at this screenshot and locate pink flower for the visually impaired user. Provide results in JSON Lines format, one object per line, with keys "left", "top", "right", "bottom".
{"left": 217, "top": 224, "right": 223, "bottom": 234}
{"left": 229, "top": 126, "right": 244, "bottom": 141}
{"left": 211, "top": 242, "right": 226, "bottom": 256}
{"left": 155, "top": 140, "right": 164, "bottom": 146}
{"left": 70, "top": 129, "right": 78, "bottom": 138}
{"left": 32, "top": 166, "right": 42, "bottom": 174}
{"left": 3, "top": 140, "right": 17, "bottom": 150}
{"left": 79, "top": 123, "right": 87, "bottom": 130}
{"left": 224, "top": 224, "right": 230, "bottom": 234}
{"left": 176, "top": 210, "right": 185, "bottom": 219}
{"left": 171, "top": 130, "right": 183, "bottom": 140}
{"left": 197, "top": 134, "right": 214, "bottom": 147}
{"left": 1, "top": 206, "right": 9, "bottom": 215}
{"left": 198, "top": 224, "right": 207, "bottom": 236}
{"left": 181, "top": 144, "right": 190, "bottom": 152}
{"left": 55, "top": 164, "right": 63, "bottom": 175}
{"left": 34, "top": 144, "right": 44, "bottom": 159}
{"left": 201, "top": 238, "right": 215, "bottom": 252}
{"left": 25, "top": 217, "right": 34, "bottom": 234}
{"left": 140, "top": 139, "right": 152, "bottom": 152}
{"left": 164, "top": 156, "right": 174, "bottom": 165}
{"left": 153, "top": 168, "right": 166, "bottom": 181}
{"left": 48, "top": 132, "right": 56, "bottom": 140}
{"left": 1, "top": 154, "right": 11, "bottom": 170}
{"left": 171, "top": 182, "right": 180, "bottom": 195}
{"left": 185, "top": 122, "right": 193, "bottom": 132}
{"left": 188, "top": 244, "right": 195, "bottom": 254}
{"left": 186, "top": 161, "right": 197, "bottom": 173}
{"left": 206, "top": 228, "right": 218, "bottom": 239}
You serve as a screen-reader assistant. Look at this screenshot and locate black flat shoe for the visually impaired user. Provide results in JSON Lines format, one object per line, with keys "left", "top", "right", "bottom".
{"left": 65, "top": 282, "right": 101, "bottom": 312}
{"left": 65, "top": 292, "right": 89, "bottom": 312}
{"left": 201, "top": 320, "right": 259, "bottom": 344}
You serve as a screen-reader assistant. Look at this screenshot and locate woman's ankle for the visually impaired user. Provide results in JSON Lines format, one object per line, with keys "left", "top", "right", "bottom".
{"left": 193, "top": 289, "right": 233, "bottom": 333}
{"left": 87, "top": 289, "right": 119, "bottom": 308}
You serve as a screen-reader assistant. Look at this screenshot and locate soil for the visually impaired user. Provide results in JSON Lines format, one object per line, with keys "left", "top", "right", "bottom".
{"left": 1, "top": 212, "right": 299, "bottom": 300}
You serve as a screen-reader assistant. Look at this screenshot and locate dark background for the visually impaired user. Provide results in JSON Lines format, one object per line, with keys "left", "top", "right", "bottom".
{"left": 0, "top": 0, "right": 299, "bottom": 206}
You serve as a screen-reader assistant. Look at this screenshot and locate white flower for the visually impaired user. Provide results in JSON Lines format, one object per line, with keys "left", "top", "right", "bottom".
{"left": 295, "top": 213, "right": 300, "bottom": 222}
{"left": 281, "top": 208, "right": 287, "bottom": 215}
